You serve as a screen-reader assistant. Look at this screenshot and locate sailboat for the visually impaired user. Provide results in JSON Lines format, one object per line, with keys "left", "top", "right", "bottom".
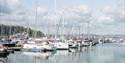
{"left": 22, "top": 0, "right": 56, "bottom": 52}
{"left": 51, "top": 0, "right": 69, "bottom": 50}
{"left": 23, "top": 38, "right": 57, "bottom": 52}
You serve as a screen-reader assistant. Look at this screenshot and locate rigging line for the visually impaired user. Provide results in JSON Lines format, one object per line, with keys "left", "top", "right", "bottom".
{"left": 56, "top": 13, "right": 62, "bottom": 37}
{"left": 62, "top": 11, "right": 65, "bottom": 36}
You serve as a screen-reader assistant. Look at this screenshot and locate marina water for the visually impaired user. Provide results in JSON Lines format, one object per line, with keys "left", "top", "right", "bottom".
{"left": 1, "top": 43, "right": 125, "bottom": 63}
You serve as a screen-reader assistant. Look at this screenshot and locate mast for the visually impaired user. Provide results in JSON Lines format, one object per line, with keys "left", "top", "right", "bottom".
{"left": 87, "top": 20, "right": 90, "bottom": 39}
{"left": 0, "top": 24, "right": 3, "bottom": 37}
{"left": 47, "top": 23, "right": 50, "bottom": 37}
{"left": 56, "top": 14, "right": 62, "bottom": 38}
{"left": 9, "top": 14, "right": 13, "bottom": 38}
{"left": 34, "top": 0, "right": 38, "bottom": 39}
{"left": 9, "top": 22, "right": 12, "bottom": 37}
{"left": 71, "top": 24, "right": 74, "bottom": 38}
{"left": 61, "top": 11, "right": 65, "bottom": 42}
{"left": 123, "top": 16, "right": 125, "bottom": 35}
{"left": 54, "top": 0, "right": 57, "bottom": 39}
{"left": 81, "top": 23, "right": 83, "bottom": 39}
{"left": 26, "top": 22, "right": 29, "bottom": 37}
{"left": 78, "top": 25, "right": 81, "bottom": 38}
{"left": 62, "top": 11, "right": 65, "bottom": 37}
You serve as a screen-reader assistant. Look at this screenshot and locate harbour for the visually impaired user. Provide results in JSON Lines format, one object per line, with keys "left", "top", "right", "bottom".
{"left": 0, "top": 43, "right": 125, "bottom": 63}
{"left": 0, "top": 0, "right": 125, "bottom": 63}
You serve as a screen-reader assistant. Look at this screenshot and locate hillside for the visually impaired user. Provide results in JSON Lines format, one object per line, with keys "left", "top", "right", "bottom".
{"left": 0, "top": 24, "right": 45, "bottom": 37}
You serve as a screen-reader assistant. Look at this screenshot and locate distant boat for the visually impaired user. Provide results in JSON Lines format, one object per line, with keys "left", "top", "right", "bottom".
{"left": 76, "top": 39, "right": 97, "bottom": 47}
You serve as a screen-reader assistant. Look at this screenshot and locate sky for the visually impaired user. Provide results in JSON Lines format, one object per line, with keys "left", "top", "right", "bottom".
{"left": 0, "top": 0, "right": 125, "bottom": 35}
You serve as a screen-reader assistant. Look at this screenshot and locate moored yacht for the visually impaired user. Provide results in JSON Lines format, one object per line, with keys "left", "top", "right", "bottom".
{"left": 22, "top": 39, "right": 56, "bottom": 52}
{"left": 53, "top": 39, "right": 69, "bottom": 50}
{"left": 0, "top": 44, "right": 11, "bottom": 58}
{"left": 82, "top": 39, "right": 91, "bottom": 46}
{"left": 23, "top": 43, "right": 43, "bottom": 52}
{"left": 54, "top": 42, "right": 69, "bottom": 50}
{"left": 68, "top": 39, "right": 78, "bottom": 48}
{"left": 40, "top": 42, "right": 57, "bottom": 51}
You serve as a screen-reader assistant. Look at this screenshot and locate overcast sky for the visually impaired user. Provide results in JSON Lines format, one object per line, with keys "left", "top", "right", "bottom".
{"left": 0, "top": 0, "right": 125, "bottom": 35}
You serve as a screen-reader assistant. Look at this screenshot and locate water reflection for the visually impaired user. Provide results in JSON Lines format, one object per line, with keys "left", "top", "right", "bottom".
{"left": 22, "top": 52, "right": 56, "bottom": 60}
{"left": 0, "top": 57, "right": 7, "bottom": 63}
{"left": 2, "top": 44, "right": 125, "bottom": 63}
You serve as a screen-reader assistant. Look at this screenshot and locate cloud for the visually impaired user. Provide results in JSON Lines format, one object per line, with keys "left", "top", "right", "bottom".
{"left": 0, "top": 0, "right": 22, "bottom": 15}
{"left": 0, "top": 0, "right": 48, "bottom": 27}
{"left": 97, "top": 15, "right": 114, "bottom": 25}
{"left": 91, "top": 5, "right": 125, "bottom": 35}
{"left": 0, "top": 1, "right": 93, "bottom": 34}
{"left": 0, "top": 0, "right": 91, "bottom": 26}
{"left": 0, "top": 0, "right": 124, "bottom": 35}
{"left": 98, "top": 5, "right": 125, "bottom": 25}
{"left": 34, "top": 5, "right": 92, "bottom": 28}
{"left": 62, "top": 5, "right": 91, "bottom": 23}
{"left": 0, "top": 0, "right": 26, "bottom": 25}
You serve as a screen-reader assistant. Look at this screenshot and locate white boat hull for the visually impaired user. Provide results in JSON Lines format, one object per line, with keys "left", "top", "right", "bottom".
{"left": 54, "top": 42, "right": 69, "bottom": 50}
{"left": 23, "top": 44, "right": 56, "bottom": 52}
